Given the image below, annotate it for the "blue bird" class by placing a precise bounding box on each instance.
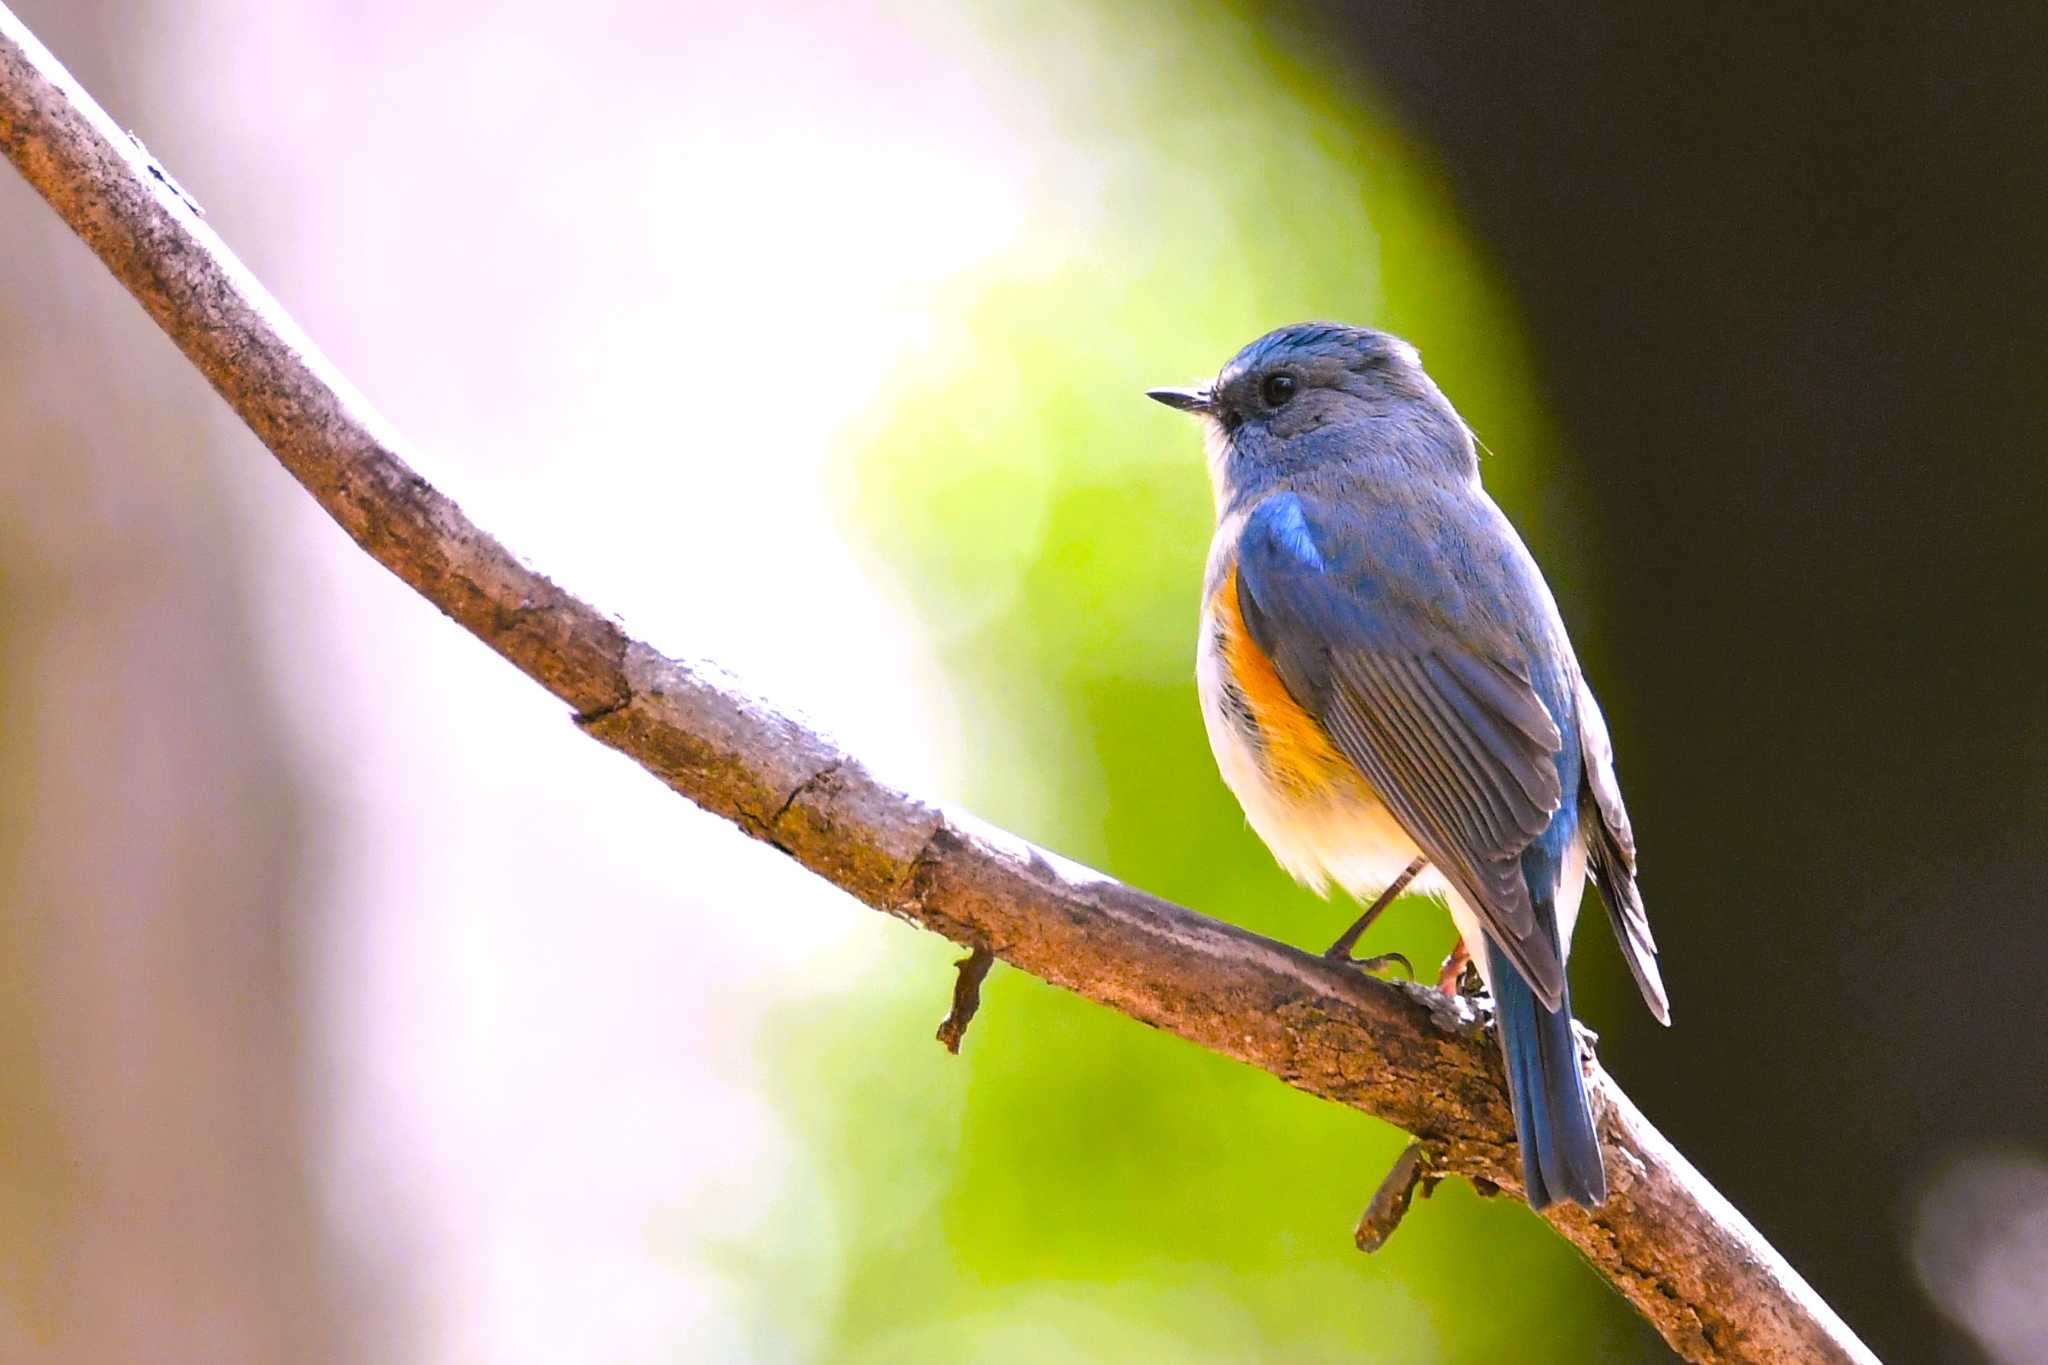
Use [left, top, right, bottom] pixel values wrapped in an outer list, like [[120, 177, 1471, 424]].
[[1151, 323, 1668, 1209]]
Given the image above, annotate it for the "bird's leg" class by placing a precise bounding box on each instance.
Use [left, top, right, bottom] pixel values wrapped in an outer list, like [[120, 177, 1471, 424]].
[[1323, 857, 1427, 973], [1436, 939, 1471, 995]]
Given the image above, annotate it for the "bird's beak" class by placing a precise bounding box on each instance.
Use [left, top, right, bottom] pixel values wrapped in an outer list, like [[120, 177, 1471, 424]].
[[1146, 385, 1214, 415]]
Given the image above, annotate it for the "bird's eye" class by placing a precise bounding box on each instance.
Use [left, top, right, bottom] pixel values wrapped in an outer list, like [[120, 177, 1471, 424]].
[[1261, 372, 1298, 407]]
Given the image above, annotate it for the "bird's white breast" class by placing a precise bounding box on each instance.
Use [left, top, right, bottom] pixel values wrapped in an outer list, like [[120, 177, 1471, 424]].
[[1196, 597, 1441, 902]]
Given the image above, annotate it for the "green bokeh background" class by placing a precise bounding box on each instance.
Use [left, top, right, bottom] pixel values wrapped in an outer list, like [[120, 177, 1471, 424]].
[[764, 4, 1658, 1358]]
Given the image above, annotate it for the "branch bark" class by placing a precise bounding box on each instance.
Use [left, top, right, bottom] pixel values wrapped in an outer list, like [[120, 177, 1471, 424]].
[[0, 10, 1879, 1363]]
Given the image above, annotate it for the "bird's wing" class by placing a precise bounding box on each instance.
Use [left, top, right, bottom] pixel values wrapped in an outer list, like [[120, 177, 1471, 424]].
[[1234, 490, 1570, 1006], [1576, 677, 1669, 1023]]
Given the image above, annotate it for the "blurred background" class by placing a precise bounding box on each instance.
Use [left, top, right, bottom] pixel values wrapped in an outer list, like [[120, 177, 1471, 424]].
[[2, 0, 2043, 1361]]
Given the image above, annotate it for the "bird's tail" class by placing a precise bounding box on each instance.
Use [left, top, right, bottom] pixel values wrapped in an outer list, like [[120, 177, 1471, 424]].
[[1487, 936, 1606, 1209]]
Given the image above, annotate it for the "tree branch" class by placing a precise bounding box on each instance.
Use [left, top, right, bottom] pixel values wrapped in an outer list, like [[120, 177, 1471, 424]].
[[0, 11, 1878, 1363]]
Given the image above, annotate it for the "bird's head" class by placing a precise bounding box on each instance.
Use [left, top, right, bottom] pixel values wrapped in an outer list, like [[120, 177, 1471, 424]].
[[1149, 322, 1475, 511]]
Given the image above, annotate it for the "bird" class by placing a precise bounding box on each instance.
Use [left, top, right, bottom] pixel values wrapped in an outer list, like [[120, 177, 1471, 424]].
[[1149, 322, 1668, 1210]]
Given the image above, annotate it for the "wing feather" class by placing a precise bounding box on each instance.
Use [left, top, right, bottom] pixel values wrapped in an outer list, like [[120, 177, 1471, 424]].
[[1577, 677, 1669, 1022], [1236, 493, 1571, 1003]]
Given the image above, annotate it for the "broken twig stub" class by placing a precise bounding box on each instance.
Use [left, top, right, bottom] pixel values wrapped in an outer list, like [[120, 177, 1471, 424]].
[[1355, 1140, 1442, 1253], [935, 946, 996, 1054]]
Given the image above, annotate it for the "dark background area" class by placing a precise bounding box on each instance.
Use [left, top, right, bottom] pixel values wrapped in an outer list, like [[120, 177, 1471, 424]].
[[1295, 4, 2048, 1359]]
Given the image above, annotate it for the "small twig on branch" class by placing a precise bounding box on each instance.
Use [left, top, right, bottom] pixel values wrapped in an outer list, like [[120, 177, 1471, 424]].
[[935, 946, 997, 1054], [1353, 1140, 1442, 1253], [0, 10, 1879, 1363]]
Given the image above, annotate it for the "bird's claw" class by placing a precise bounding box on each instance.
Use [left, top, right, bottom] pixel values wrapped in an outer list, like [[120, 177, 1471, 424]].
[[1326, 948, 1414, 980], [1435, 943, 1485, 999]]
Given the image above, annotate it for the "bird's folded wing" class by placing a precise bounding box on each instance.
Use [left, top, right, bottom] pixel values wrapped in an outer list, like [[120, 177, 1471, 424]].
[[1576, 677, 1669, 1022], [1235, 492, 1570, 1006]]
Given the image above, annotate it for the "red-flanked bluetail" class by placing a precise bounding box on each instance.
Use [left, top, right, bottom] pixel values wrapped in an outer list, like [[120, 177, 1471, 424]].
[[1152, 324, 1668, 1209]]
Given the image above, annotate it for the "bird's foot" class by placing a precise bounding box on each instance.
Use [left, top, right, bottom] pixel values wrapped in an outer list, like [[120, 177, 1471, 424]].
[[1435, 941, 1485, 1000], [1436, 941, 1471, 995], [1320, 857, 1427, 963], [1324, 946, 1414, 979]]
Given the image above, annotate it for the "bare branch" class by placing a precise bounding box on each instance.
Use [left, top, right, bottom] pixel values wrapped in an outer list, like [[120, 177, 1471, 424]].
[[0, 10, 1879, 1364]]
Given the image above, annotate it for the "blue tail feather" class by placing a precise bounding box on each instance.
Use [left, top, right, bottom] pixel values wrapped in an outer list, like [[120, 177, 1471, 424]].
[[1487, 935, 1605, 1209]]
